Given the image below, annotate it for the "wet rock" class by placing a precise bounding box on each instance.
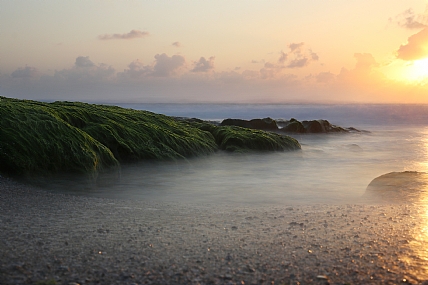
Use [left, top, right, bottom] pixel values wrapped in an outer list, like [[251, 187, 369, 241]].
[[364, 171, 428, 203], [221, 118, 278, 130]]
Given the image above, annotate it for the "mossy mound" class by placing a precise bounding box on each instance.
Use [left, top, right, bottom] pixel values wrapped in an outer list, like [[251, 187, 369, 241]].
[[0, 97, 216, 176], [212, 126, 301, 152], [0, 97, 301, 176], [47, 101, 217, 161], [0, 98, 119, 175], [191, 122, 301, 152]]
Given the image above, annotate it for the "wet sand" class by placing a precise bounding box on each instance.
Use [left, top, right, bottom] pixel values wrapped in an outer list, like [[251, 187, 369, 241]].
[[1, 175, 428, 285]]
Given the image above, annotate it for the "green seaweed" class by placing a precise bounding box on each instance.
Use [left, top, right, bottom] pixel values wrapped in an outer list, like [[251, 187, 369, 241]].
[[0, 97, 300, 176], [0, 97, 216, 176], [0, 97, 118, 175], [188, 122, 301, 152], [212, 126, 301, 152], [47, 101, 217, 161]]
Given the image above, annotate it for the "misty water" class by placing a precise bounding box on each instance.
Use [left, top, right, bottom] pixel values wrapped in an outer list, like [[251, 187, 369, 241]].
[[36, 104, 428, 205]]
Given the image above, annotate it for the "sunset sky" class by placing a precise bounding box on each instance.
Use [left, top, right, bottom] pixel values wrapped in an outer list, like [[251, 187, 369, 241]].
[[1, 1, 428, 103]]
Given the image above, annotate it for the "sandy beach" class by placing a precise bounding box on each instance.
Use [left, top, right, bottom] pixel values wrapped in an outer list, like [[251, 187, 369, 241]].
[[1, 175, 428, 285]]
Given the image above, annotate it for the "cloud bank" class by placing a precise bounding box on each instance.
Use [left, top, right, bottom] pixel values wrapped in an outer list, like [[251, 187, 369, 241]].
[[1, 48, 427, 104]]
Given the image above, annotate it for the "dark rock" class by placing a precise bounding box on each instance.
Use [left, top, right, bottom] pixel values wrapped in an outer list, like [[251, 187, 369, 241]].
[[302, 120, 325, 133], [220, 117, 360, 134], [249, 118, 278, 130], [281, 118, 305, 133], [221, 118, 252, 128], [281, 119, 350, 133], [221, 118, 278, 130]]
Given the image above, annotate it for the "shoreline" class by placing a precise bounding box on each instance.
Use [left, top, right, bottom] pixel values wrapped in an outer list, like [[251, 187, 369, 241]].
[[1, 176, 428, 284]]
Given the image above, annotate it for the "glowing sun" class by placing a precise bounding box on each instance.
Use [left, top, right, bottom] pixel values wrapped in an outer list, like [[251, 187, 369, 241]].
[[401, 58, 428, 82]]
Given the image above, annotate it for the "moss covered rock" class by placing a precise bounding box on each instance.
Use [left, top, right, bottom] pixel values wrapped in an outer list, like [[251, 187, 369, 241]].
[[0, 97, 217, 175], [190, 122, 300, 152], [0, 97, 301, 176], [212, 126, 300, 152], [0, 98, 119, 175]]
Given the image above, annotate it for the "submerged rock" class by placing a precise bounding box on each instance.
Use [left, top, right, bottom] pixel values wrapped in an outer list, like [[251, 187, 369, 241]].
[[364, 171, 428, 203]]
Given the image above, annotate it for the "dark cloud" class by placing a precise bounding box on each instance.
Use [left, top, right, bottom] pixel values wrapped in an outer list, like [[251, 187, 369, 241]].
[[172, 41, 181, 47], [191, 56, 215, 73], [98, 30, 149, 40], [75, 56, 95, 68], [390, 8, 428, 29], [11, 66, 40, 79], [397, 27, 428, 61]]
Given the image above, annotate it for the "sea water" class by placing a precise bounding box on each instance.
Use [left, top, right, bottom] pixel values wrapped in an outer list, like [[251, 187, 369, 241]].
[[41, 104, 428, 205]]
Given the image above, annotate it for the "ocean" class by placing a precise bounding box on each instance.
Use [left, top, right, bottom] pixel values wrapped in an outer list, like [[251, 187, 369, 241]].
[[41, 103, 428, 205]]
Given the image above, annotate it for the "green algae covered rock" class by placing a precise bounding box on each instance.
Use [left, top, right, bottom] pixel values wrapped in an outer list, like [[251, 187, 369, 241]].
[[0, 97, 216, 175], [0, 97, 301, 176], [190, 122, 301, 152], [0, 98, 119, 175], [212, 126, 301, 152]]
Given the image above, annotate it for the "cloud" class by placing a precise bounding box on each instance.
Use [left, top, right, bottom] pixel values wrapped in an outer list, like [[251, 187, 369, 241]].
[[191, 56, 215, 72], [289, 42, 304, 53], [278, 51, 287, 64], [311, 51, 319, 61], [11, 66, 41, 79], [172, 41, 181, 47], [75, 56, 95, 68], [391, 8, 428, 29], [287, 58, 309, 68], [120, 59, 152, 79], [315, 72, 335, 83], [258, 44, 320, 79], [54, 57, 116, 82], [354, 53, 378, 70], [98, 30, 149, 40], [152, 54, 186, 77], [396, 27, 428, 61], [120, 53, 186, 78]]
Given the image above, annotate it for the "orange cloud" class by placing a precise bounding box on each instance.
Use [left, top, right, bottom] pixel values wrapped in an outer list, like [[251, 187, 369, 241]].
[[397, 27, 428, 61]]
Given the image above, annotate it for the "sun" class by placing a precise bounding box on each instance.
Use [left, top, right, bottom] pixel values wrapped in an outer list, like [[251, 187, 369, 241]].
[[401, 58, 428, 82]]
